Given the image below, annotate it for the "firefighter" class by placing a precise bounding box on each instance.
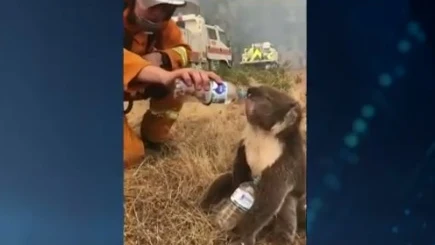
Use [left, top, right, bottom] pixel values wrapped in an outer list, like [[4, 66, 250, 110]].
[[123, 0, 221, 167], [245, 45, 256, 61], [262, 42, 272, 61], [241, 48, 248, 62], [250, 44, 263, 61]]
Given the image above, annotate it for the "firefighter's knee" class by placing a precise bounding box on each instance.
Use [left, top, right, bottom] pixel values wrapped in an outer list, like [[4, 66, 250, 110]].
[[124, 117, 145, 168], [140, 94, 184, 143]]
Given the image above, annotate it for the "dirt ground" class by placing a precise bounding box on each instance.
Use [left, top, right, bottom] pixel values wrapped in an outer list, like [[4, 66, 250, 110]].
[[124, 69, 306, 245]]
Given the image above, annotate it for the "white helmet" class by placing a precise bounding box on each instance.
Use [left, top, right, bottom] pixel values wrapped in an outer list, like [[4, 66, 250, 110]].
[[262, 42, 271, 49], [135, 0, 186, 32], [137, 0, 186, 9]]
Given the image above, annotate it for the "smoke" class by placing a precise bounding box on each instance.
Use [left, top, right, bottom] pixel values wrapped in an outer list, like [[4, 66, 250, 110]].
[[199, 0, 306, 63]]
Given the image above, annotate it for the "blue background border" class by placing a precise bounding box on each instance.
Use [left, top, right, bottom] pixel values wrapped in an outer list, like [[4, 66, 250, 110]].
[[0, 1, 124, 244], [308, 0, 435, 244]]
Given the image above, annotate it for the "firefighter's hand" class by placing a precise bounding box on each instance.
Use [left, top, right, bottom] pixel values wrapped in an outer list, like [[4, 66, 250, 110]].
[[165, 68, 222, 91], [143, 52, 163, 66]]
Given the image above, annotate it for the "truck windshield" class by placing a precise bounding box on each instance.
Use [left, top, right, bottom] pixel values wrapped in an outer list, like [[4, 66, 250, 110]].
[[219, 31, 230, 46], [173, 2, 200, 16], [207, 28, 217, 40]]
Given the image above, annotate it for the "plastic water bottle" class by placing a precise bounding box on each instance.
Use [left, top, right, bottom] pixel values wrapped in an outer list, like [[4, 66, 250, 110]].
[[213, 177, 261, 231], [174, 79, 247, 105]]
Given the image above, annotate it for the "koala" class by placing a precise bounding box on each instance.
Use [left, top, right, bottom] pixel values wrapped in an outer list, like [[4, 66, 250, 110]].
[[201, 85, 306, 245]]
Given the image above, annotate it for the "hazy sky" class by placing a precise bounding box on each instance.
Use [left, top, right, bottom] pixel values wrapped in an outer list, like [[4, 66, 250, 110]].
[[199, 0, 306, 52]]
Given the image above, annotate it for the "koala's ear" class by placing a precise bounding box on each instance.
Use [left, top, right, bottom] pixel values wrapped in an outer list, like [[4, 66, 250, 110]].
[[271, 103, 301, 135]]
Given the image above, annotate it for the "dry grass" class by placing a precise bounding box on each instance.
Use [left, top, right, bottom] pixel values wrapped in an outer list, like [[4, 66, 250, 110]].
[[124, 68, 306, 245]]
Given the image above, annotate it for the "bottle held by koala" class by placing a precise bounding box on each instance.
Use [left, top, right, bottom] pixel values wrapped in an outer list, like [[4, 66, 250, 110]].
[[174, 79, 247, 105], [213, 177, 260, 231]]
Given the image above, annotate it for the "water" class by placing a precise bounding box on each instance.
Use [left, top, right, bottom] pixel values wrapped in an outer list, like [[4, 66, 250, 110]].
[[214, 178, 260, 231], [174, 79, 247, 105]]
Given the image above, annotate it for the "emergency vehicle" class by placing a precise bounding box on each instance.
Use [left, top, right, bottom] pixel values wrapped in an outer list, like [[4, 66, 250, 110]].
[[240, 42, 280, 70], [171, 0, 233, 70]]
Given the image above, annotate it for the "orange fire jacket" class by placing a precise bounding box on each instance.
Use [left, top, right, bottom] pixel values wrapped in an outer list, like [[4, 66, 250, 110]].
[[123, 3, 191, 89]]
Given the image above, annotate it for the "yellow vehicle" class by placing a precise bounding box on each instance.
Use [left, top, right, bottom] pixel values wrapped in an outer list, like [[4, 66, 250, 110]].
[[240, 42, 279, 69]]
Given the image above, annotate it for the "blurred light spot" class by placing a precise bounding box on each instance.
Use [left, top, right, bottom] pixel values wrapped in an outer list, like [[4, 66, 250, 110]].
[[394, 65, 406, 77], [353, 118, 367, 133], [417, 192, 423, 199], [398, 39, 411, 53], [323, 173, 341, 191], [391, 225, 399, 233], [310, 197, 323, 211], [422, 222, 427, 229], [404, 209, 410, 216], [407, 21, 421, 35], [361, 104, 375, 119], [416, 32, 426, 42], [407, 21, 427, 42], [344, 133, 359, 148], [379, 73, 393, 87]]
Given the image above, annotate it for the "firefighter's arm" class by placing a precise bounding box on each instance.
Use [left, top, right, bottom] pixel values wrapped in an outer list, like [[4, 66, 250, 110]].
[[124, 48, 172, 91], [124, 48, 151, 90], [158, 20, 192, 69]]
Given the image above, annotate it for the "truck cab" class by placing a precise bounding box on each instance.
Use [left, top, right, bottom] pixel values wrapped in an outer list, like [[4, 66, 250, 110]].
[[171, 0, 232, 70], [205, 24, 232, 69]]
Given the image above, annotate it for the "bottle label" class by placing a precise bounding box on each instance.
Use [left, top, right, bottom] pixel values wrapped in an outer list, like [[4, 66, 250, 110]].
[[210, 82, 228, 104], [230, 188, 255, 211]]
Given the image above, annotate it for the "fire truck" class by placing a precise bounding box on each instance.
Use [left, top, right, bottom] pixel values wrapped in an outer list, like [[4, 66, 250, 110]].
[[240, 42, 280, 70], [171, 0, 233, 71]]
